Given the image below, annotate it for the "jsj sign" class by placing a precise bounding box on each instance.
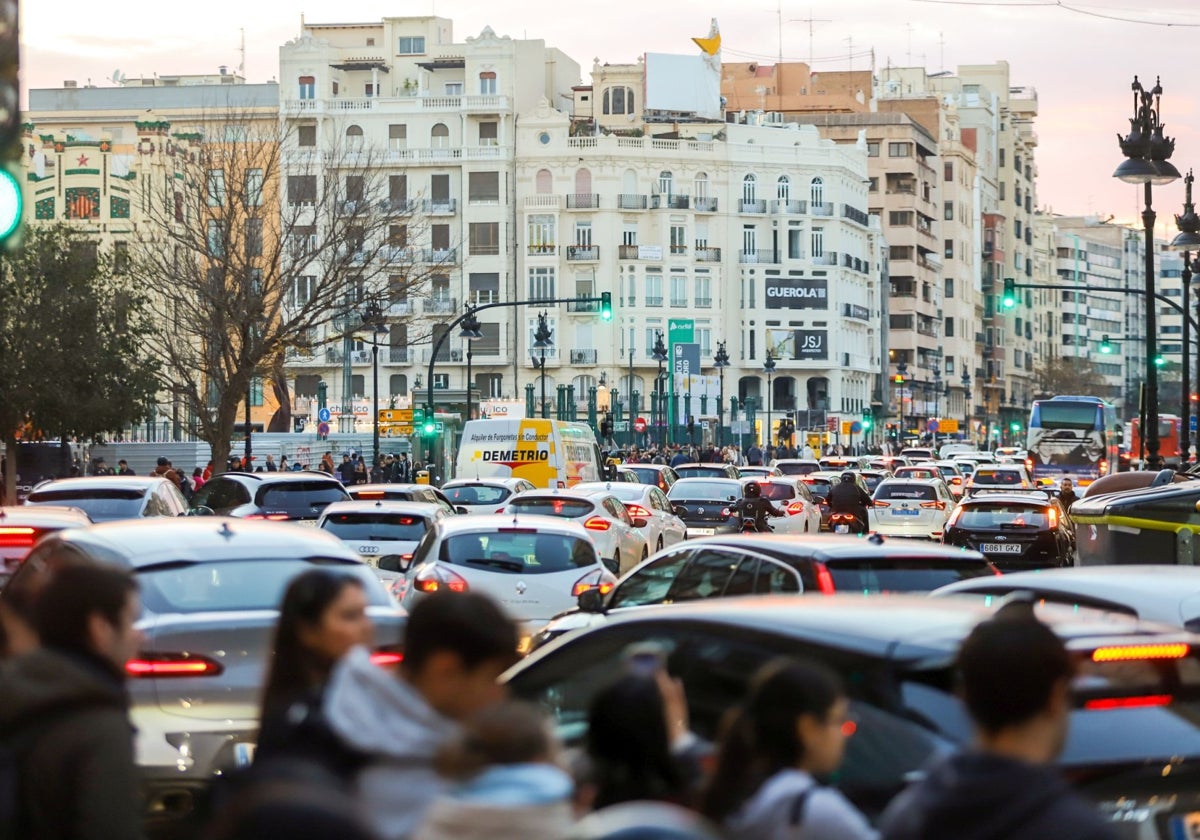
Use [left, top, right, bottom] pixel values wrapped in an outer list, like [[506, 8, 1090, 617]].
[[765, 277, 827, 310]]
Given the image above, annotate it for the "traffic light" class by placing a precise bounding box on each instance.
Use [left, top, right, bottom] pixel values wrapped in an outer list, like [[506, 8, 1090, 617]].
[[599, 291, 613, 321], [600, 418, 613, 438], [1010, 421, 1021, 433], [894, 373, 904, 384], [1100, 335, 1113, 354], [421, 405, 436, 437], [0, 0, 21, 248], [861, 411, 873, 431], [1155, 355, 1166, 368], [1001, 278, 1017, 310]]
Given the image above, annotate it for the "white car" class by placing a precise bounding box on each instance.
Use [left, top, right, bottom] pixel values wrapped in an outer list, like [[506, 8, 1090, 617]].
[[504, 490, 650, 574], [400, 514, 617, 636], [573, 482, 686, 554], [742, 477, 822, 535], [870, 478, 955, 540], [930, 460, 968, 498], [440, 478, 537, 514]]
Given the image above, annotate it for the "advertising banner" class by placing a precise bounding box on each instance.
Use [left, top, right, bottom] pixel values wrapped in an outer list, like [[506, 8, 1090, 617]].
[[765, 276, 828, 310], [794, 329, 828, 361]]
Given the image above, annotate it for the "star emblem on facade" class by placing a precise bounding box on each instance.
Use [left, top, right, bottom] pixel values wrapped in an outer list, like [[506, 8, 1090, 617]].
[[76, 154, 89, 166]]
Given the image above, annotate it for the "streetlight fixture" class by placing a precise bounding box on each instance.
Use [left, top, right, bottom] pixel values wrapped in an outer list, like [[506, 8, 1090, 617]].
[[361, 302, 390, 472], [532, 311, 554, 419], [460, 308, 483, 424], [1114, 75, 1181, 469], [961, 369, 971, 444], [931, 363, 943, 447], [651, 331, 668, 441], [713, 342, 730, 447], [763, 351, 777, 448], [1171, 169, 1200, 465]]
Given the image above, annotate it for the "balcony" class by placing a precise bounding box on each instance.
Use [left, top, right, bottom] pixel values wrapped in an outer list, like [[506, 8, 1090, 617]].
[[525, 348, 560, 365], [739, 199, 767, 214], [469, 244, 500, 257], [773, 200, 806, 214], [645, 295, 664, 307], [842, 205, 870, 226], [424, 297, 457, 315], [283, 94, 511, 116], [527, 244, 558, 257], [423, 198, 457, 215], [420, 348, 466, 363], [387, 299, 411, 316], [810, 202, 835, 216], [739, 249, 779, 264], [695, 296, 712, 308], [570, 349, 598, 364], [383, 246, 416, 263], [350, 350, 373, 365], [670, 296, 689, 308], [423, 247, 458, 264], [380, 199, 418, 215], [285, 348, 318, 365], [811, 252, 838, 266], [566, 245, 600, 261], [669, 245, 688, 257], [524, 194, 562, 210], [695, 247, 721, 262], [618, 244, 639, 260], [567, 298, 599, 313], [618, 194, 648, 210], [387, 347, 410, 364], [566, 193, 600, 209], [693, 196, 718, 212], [381, 146, 505, 164], [655, 194, 690, 210]]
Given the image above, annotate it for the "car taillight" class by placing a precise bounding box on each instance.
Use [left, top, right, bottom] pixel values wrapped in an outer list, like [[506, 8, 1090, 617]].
[[873, 500, 891, 508], [786, 501, 806, 515], [357, 491, 385, 499], [1099, 459, 1108, 473], [1046, 507, 1059, 528], [0, 527, 37, 548], [950, 477, 962, 485], [572, 568, 618, 597], [625, 504, 652, 518], [814, 562, 836, 595], [1083, 695, 1172, 710], [1092, 643, 1190, 662], [126, 653, 224, 678], [919, 501, 946, 510], [584, 516, 611, 531], [369, 650, 404, 667], [245, 513, 289, 521], [413, 565, 469, 593]]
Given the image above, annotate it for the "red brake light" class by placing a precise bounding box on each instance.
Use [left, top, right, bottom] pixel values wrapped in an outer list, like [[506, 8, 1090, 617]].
[[414, 565, 469, 594], [625, 504, 652, 518], [1092, 643, 1190, 662], [357, 491, 385, 499], [584, 516, 611, 531], [841, 720, 858, 737], [245, 513, 289, 521], [873, 500, 890, 508], [786, 501, 806, 515], [126, 653, 223, 678], [1046, 507, 1059, 529], [1083, 695, 1172, 710], [814, 562, 836, 595], [0, 527, 37, 548], [369, 651, 404, 667], [919, 501, 946, 510]]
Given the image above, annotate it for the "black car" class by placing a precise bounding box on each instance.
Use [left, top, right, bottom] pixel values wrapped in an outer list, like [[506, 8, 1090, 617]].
[[666, 477, 743, 537], [942, 491, 1075, 570], [507, 595, 1200, 833], [189, 471, 349, 523], [671, 462, 740, 480]]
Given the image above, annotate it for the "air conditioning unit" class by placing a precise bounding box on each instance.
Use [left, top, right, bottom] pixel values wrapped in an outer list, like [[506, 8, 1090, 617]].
[[351, 350, 372, 364], [449, 349, 464, 362]]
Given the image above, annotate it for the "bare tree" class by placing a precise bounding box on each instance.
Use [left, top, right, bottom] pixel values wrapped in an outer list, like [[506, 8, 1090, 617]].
[[128, 112, 449, 474], [1033, 356, 1112, 401]]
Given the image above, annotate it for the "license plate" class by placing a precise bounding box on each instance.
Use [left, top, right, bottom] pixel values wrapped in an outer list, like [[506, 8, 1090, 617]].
[[1171, 811, 1200, 839], [891, 509, 921, 516], [234, 742, 257, 767], [293, 519, 318, 528], [688, 528, 716, 537], [981, 543, 1024, 554], [834, 524, 850, 533]]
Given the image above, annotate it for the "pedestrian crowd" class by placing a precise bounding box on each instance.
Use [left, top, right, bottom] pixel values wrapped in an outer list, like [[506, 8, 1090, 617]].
[[0, 558, 1118, 840]]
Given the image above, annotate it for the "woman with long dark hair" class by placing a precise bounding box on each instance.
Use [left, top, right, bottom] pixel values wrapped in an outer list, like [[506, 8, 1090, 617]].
[[254, 570, 373, 778], [701, 659, 875, 839]]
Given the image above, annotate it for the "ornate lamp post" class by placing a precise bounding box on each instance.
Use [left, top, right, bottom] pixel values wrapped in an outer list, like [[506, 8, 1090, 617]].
[[532, 312, 554, 419], [895, 359, 909, 446], [1170, 170, 1200, 464], [931, 363, 943, 447], [651, 331, 668, 441], [713, 342, 730, 447], [763, 351, 777, 448], [459, 309, 483, 424], [1114, 75, 1182, 469], [362, 303, 390, 470], [961, 370, 971, 444]]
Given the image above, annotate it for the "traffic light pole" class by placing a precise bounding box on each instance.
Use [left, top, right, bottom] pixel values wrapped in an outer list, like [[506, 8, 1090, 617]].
[[1006, 281, 1200, 335]]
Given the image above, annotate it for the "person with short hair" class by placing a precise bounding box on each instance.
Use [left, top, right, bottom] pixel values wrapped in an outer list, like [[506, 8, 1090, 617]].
[[0, 564, 145, 838], [117, 459, 135, 476], [1058, 477, 1079, 511], [323, 592, 519, 840], [879, 603, 1119, 840]]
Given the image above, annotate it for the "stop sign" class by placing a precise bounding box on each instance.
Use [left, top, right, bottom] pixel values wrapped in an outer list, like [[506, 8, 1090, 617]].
[[634, 417, 648, 433]]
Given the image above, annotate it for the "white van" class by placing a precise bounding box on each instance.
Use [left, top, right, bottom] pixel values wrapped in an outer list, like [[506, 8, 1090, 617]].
[[454, 419, 604, 489], [938, 443, 975, 460]]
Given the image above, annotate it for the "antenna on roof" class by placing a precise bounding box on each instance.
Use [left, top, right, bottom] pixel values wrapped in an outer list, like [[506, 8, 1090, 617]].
[[238, 28, 246, 77]]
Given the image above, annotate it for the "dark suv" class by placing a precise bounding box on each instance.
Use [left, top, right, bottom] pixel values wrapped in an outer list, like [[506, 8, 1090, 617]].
[[672, 463, 740, 480], [189, 472, 349, 523], [942, 491, 1075, 570]]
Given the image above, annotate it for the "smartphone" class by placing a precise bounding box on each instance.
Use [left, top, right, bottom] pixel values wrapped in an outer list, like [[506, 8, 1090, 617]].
[[624, 642, 667, 677]]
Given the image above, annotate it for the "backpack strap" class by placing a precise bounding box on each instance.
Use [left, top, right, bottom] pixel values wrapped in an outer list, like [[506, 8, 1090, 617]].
[[788, 784, 818, 826]]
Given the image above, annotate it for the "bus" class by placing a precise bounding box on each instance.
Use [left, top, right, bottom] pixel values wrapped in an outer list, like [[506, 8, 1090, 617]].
[[1025, 396, 1119, 485], [1127, 414, 1182, 468]]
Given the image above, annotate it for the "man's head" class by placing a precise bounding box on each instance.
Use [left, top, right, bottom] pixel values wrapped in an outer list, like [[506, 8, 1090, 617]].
[[157, 456, 169, 467], [1061, 478, 1074, 491], [957, 602, 1074, 761], [33, 565, 143, 674], [118, 460, 128, 469], [402, 592, 518, 720]]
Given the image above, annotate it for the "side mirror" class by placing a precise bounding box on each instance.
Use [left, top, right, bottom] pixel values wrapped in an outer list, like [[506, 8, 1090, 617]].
[[187, 506, 215, 517], [379, 555, 410, 573], [631, 517, 649, 528], [672, 503, 686, 516], [577, 588, 605, 613], [455, 505, 469, 515]]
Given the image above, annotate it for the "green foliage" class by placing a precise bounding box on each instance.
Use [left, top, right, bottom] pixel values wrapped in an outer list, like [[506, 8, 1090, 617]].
[[0, 225, 159, 442]]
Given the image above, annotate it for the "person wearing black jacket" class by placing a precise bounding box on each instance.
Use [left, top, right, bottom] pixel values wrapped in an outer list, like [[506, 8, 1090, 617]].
[[879, 603, 1119, 840], [827, 472, 872, 530], [732, 482, 784, 532]]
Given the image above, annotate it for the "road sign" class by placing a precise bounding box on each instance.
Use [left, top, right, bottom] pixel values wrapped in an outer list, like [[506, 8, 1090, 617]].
[[827, 416, 838, 432], [938, 418, 960, 433], [850, 421, 862, 434], [317, 408, 332, 423], [382, 425, 413, 437], [928, 419, 940, 433], [613, 421, 630, 432], [634, 417, 648, 433], [317, 421, 330, 437], [731, 420, 751, 434], [378, 408, 414, 423]]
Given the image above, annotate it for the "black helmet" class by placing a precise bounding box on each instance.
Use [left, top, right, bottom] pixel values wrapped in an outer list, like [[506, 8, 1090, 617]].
[[744, 482, 762, 498], [840, 471, 856, 483]]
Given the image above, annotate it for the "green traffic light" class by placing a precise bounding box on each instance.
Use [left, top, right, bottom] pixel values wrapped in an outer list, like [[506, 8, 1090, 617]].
[[1099, 335, 1113, 354], [1001, 279, 1016, 310], [1155, 356, 1166, 367], [600, 291, 613, 321], [0, 166, 22, 244]]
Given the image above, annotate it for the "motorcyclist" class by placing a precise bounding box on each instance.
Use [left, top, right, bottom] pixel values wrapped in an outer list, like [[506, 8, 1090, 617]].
[[828, 471, 873, 531], [734, 481, 784, 533]]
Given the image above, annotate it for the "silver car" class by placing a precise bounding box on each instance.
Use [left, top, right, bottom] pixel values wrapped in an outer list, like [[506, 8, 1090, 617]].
[[24, 476, 188, 521], [14, 518, 405, 831], [440, 478, 537, 514]]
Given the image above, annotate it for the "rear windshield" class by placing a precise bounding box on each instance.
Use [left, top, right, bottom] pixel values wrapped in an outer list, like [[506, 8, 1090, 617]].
[[972, 471, 1024, 485], [956, 505, 1050, 529], [827, 558, 993, 593], [507, 498, 594, 518], [257, 482, 348, 515], [321, 513, 429, 541], [897, 469, 939, 480], [803, 479, 833, 498], [137, 558, 388, 613], [444, 485, 510, 505], [876, 484, 937, 502], [668, 482, 741, 502], [589, 485, 646, 503], [674, 466, 728, 478], [757, 483, 795, 501], [440, 531, 595, 574], [860, 474, 885, 492], [25, 489, 143, 522], [776, 462, 819, 476], [626, 467, 663, 484]]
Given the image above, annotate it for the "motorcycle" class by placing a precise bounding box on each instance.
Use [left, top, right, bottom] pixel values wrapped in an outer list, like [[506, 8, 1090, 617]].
[[740, 513, 772, 534], [829, 512, 866, 535]]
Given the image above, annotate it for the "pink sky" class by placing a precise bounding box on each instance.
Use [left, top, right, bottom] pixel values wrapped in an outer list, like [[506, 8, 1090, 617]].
[[23, 0, 1200, 228]]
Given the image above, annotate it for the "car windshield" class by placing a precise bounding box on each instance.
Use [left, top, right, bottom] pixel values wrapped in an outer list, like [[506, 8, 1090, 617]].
[[257, 482, 349, 515], [440, 530, 595, 574], [444, 484, 510, 505], [625, 467, 663, 484], [957, 505, 1050, 529], [972, 471, 1023, 485], [137, 558, 388, 613], [756, 483, 795, 501], [826, 558, 994, 592], [668, 481, 740, 501], [860, 474, 885, 492], [25, 488, 144, 522], [776, 462, 819, 476], [321, 513, 428, 541], [876, 484, 937, 502], [802, 478, 833, 499], [507, 498, 593, 518], [585, 485, 645, 503], [674, 466, 727, 478]]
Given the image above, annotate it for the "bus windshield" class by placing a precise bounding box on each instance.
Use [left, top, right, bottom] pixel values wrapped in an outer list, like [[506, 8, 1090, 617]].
[[1032, 402, 1100, 430]]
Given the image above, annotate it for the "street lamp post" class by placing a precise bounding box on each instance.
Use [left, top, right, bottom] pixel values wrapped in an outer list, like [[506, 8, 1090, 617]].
[[1171, 169, 1200, 464], [651, 332, 668, 444], [961, 370, 971, 444], [931, 364, 942, 447], [713, 342, 730, 447], [362, 303, 390, 471], [895, 359, 909, 448], [1114, 75, 1182, 470], [459, 310, 483, 426], [763, 351, 777, 449], [532, 312, 553, 419]]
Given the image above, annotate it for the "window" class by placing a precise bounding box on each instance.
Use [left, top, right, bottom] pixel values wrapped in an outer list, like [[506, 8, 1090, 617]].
[[944, 161, 953, 181], [478, 121, 498, 146], [575, 222, 593, 247], [788, 229, 803, 260], [344, 175, 364, 205], [535, 169, 552, 194], [670, 224, 686, 254], [345, 124, 364, 150], [206, 220, 225, 257], [364, 83, 378, 97], [444, 82, 463, 96], [479, 71, 497, 95], [695, 275, 712, 308], [889, 211, 914, 226], [888, 142, 911, 157], [431, 123, 450, 148], [645, 272, 663, 307], [528, 266, 555, 301], [298, 125, 316, 147], [811, 227, 824, 259], [944, 239, 954, 259], [431, 224, 450, 252], [389, 175, 408, 207], [945, 357, 955, 375], [694, 172, 709, 198], [397, 36, 426, 54], [671, 274, 687, 307], [810, 176, 824, 207], [658, 170, 673, 196], [430, 174, 450, 203], [468, 171, 500, 203], [742, 174, 757, 204], [469, 273, 499, 306], [245, 218, 263, 258], [603, 86, 634, 115], [298, 76, 315, 99], [469, 222, 499, 256], [389, 124, 407, 149], [943, 201, 953, 221], [868, 177, 878, 192], [206, 169, 226, 207], [250, 377, 264, 407], [291, 276, 315, 308], [528, 215, 555, 252], [622, 224, 638, 247], [777, 175, 790, 202], [475, 324, 501, 356], [867, 141, 880, 157], [999, 182, 1006, 200], [945, 317, 955, 338], [742, 225, 757, 254], [331, 81, 339, 96], [245, 168, 263, 207], [999, 148, 1006, 167], [944, 277, 954, 298]]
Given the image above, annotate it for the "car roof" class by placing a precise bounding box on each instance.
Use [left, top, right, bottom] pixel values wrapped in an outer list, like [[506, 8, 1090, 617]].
[[773, 459, 820, 465], [45, 517, 362, 567], [958, 492, 1052, 505], [877, 477, 943, 486], [806, 471, 843, 480], [673, 462, 730, 469], [30, 476, 165, 492], [223, 471, 344, 484], [511, 489, 601, 502], [624, 463, 670, 472], [975, 464, 1025, 472], [689, 533, 987, 563], [933, 566, 1200, 612], [442, 477, 530, 489], [320, 500, 444, 516], [433, 514, 592, 537], [0, 505, 93, 525], [573, 482, 649, 494]]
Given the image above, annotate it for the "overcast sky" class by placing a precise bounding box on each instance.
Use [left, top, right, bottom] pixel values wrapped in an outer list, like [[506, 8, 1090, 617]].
[[23, 0, 1200, 227]]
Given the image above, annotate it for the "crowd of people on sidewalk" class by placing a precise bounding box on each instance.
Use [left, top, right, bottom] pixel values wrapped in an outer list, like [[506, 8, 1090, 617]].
[[0, 556, 1118, 839]]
